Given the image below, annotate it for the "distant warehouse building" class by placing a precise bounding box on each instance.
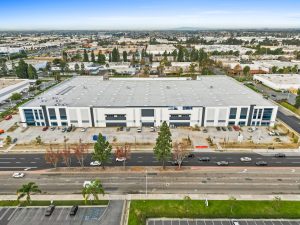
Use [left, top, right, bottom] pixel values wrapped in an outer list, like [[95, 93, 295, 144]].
[[254, 74, 300, 91], [19, 76, 278, 128]]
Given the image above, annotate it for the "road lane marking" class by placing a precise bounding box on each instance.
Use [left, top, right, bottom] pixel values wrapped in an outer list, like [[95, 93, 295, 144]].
[[0, 166, 38, 169], [0, 158, 16, 160], [0, 162, 10, 164]]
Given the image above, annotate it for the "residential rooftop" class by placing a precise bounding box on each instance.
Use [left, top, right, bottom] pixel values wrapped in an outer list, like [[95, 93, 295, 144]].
[[22, 76, 275, 108]]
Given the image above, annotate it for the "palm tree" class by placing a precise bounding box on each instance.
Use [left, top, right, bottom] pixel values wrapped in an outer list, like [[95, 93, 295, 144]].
[[82, 179, 105, 204], [17, 182, 41, 204]]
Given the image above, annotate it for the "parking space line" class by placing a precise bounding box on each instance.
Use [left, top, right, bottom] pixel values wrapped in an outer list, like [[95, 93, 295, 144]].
[[0, 208, 10, 220], [31, 208, 42, 222], [7, 207, 18, 221], [56, 208, 64, 221]]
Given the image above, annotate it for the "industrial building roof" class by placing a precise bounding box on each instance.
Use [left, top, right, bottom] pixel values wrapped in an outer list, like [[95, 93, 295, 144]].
[[22, 76, 275, 108]]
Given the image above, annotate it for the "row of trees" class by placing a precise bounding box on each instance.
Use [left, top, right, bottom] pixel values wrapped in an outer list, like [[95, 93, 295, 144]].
[[17, 179, 104, 205], [44, 122, 192, 170]]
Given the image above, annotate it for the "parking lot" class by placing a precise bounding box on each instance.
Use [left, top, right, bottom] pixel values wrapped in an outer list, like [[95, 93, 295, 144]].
[[147, 219, 300, 225], [0, 206, 106, 225], [0, 114, 292, 150]]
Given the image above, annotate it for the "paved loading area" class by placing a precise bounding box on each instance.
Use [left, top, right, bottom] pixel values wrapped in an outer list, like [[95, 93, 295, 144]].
[[0, 206, 106, 225], [147, 219, 300, 225]]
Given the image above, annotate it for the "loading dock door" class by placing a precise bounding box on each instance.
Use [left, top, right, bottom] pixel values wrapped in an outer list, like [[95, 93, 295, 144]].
[[141, 122, 155, 127]]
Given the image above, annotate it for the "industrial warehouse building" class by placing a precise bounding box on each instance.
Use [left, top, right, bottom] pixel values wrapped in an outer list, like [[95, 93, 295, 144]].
[[19, 76, 278, 128], [253, 74, 300, 91]]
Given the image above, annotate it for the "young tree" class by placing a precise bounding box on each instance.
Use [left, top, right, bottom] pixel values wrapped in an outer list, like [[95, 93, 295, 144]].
[[17, 182, 41, 204], [45, 147, 61, 168], [80, 63, 85, 75], [27, 64, 37, 79], [73, 139, 88, 167], [16, 59, 28, 78], [93, 133, 112, 169], [154, 121, 172, 169], [62, 51, 68, 61], [177, 46, 184, 62], [74, 63, 79, 72], [243, 66, 250, 76], [82, 179, 105, 204], [83, 49, 89, 62], [10, 92, 22, 101], [5, 135, 12, 145], [97, 52, 106, 65], [122, 51, 128, 62], [112, 48, 120, 62], [0, 62, 8, 76], [61, 147, 72, 167], [173, 142, 190, 169], [36, 136, 42, 145], [115, 143, 131, 168], [91, 50, 95, 62]]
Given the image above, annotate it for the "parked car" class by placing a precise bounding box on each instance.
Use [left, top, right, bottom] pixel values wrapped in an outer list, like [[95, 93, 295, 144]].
[[5, 115, 12, 120], [170, 160, 179, 166], [233, 125, 240, 131], [67, 126, 72, 132], [216, 161, 229, 166], [119, 127, 124, 131], [227, 127, 233, 131], [90, 161, 101, 166], [187, 153, 195, 158], [45, 205, 55, 216], [137, 127, 142, 133], [150, 127, 156, 132], [202, 128, 208, 133], [42, 126, 48, 131], [80, 128, 87, 132], [116, 157, 126, 162], [50, 127, 56, 131], [62, 127, 67, 132], [247, 127, 257, 133], [12, 138, 18, 143], [275, 153, 286, 158], [0, 129, 4, 134], [256, 161, 268, 166], [231, 220, 240, 225], [198, 157, 211, 162], [216, 127, 221, 131], [240, 157, 252, 162], [126, 127, 130, 132], [221, 127, 227, 131], [69, 205, 78, 216], [12, 172, 25, 178]]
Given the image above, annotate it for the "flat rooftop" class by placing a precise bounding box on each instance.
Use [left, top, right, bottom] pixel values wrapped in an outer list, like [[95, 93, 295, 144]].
[[254, 74, 300, 85], [23, 76, 275, 108]]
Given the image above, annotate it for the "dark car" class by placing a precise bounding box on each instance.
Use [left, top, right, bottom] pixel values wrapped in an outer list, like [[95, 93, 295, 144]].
[[256, 161, 268, 166], [227, 126, 233, 131], [69, 205, 78, 216], [187, 153, 195, 158], [12, 138, 18, 144], [45, 205, 55, 216], [170, 161, 180, 166], [216, 161, 229, 166], [62, 127, 67, 132], [67, 126, 72, 132], [42, 126, 49, 131], [202, 128, 208, 133], [216, 127, 221, 131], [221, 127, 227, 131], [198, 157, 211, 162], [275, 153, 286, 158]]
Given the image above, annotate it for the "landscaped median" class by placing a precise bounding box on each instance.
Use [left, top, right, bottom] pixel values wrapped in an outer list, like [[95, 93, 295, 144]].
[[128, 200, 300, 225], [0, 200, 108, 207]]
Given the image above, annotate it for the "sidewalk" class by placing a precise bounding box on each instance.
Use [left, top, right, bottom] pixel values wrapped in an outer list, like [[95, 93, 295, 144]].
[[1, 194, 300, 201]]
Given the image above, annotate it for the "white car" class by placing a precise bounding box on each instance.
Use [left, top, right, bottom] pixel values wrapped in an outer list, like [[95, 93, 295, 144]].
[[12, 172, 25, 178], [80, 128, 87, 132], [137, 127, 142, 133], [240, 157, 252, 162], [116, 157, 126, 162], [83, 181, 91, 187], [90, 161, 101, 166], [231, 220, 240, 225]]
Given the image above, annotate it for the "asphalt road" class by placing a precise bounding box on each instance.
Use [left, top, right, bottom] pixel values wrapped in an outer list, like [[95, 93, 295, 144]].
[[1, 168, 300, 195], [2, 152, 300, 171], [277, 110, 300, 134]]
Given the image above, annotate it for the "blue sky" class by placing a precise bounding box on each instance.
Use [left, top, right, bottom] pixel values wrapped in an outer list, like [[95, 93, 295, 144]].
[[0, 0, 300, 30]]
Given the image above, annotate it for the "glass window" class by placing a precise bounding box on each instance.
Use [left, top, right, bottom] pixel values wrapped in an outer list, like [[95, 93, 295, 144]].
[[228, 121, 235, 125], [61, 122, 68, 126], [240, 108, 248, 119], [183, 106, 193, 110], [239, 121, 246, 126], [51, 122, 58, 126], [262, 108, 273, 121], [39, 110, 44, 120], [48, 108, 56, 120], [34, 110, 39, 120], [59, 108, 67, 120], [229, 108, 237, 119], [24, 109, 35, 125], [141, 109, 154, 117]]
